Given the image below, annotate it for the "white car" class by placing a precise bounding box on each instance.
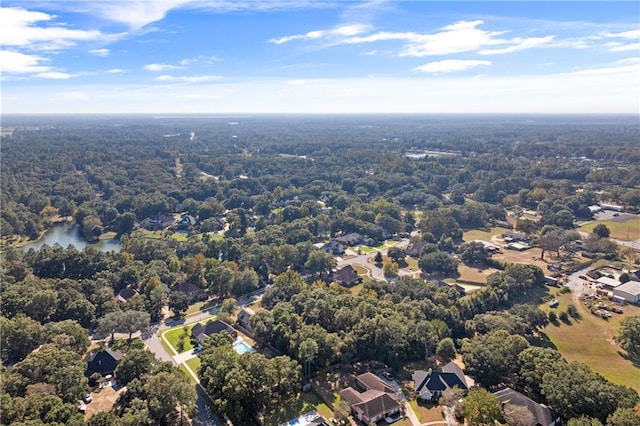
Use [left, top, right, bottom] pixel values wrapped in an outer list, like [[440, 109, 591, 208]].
[[83, 394, 93, 403]]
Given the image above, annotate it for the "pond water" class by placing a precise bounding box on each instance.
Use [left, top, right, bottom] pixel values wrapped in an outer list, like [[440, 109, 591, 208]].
[[19, 222, 121, 253]]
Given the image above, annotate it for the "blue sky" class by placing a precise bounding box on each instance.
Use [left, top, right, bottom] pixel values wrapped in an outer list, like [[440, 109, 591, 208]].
[[1, 1, 639, 113]]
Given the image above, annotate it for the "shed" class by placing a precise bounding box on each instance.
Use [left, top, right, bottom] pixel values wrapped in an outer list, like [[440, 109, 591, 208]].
[[596, 276, 623, 290]]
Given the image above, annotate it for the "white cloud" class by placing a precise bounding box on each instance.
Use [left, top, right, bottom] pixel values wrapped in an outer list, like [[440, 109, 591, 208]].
[[106, 68, 126, 73], [479, 36, 555, 55], [89, 48, 110, 56], [602, 29, 640, 39], [155, 74, 221, 82], [413, 59, 492, 73], [144, 63, 183, 71], [271, 19, 558, 58], [607, 42, 640, 52], [0, 7, 104, 50], [35, 71, 79, 79], [270, 24, 371, 44], [0, 50, 50, 73], [89, 0, 194, 29]]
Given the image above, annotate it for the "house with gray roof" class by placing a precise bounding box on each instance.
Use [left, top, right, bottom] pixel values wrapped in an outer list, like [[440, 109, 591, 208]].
[[493, 387, 560, 426]]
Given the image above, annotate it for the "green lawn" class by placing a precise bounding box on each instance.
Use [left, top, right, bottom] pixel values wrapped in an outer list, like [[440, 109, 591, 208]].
[[541, 292, 640, 391], [179, 363, 199, 384], [358, 246, 377, 253], [580, 219, 640, 241], [185, 299, 219, 315], [161, 324, 196, 354], [170, 232, 189, 242], [185, 356, 201, 375], [262, 392, 332, 426]]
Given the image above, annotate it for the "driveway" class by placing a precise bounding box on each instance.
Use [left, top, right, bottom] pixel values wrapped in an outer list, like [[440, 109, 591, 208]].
[[337, 239, 411, 282]]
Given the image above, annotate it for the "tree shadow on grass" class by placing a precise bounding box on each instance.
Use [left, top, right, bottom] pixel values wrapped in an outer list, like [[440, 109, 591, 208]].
[[530, 332, 557, 350], [617, 350, 640, 368]]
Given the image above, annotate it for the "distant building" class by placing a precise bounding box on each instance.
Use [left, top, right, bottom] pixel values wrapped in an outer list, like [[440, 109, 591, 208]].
[[503, 231, 528, 242], [116, 287, 139, 304], [613, 281, 640, 303], [333, 265, 360, 287], [413, 362, 469, 401], [335, 233, 363, 247], [493, 387, 560, 426], [600, 204, 624, 212], [237, 307, 256, 331], [174, 281, 206, 302], [505, 242, 529, 251], [191, 320, 237, 345], [406, 241, 429, 257], [339, 372, 400, 424], [596, 276, 623, 291]]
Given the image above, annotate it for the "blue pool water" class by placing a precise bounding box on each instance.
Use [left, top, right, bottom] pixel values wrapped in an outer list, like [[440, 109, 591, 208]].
[[232, 340, 253, 354]]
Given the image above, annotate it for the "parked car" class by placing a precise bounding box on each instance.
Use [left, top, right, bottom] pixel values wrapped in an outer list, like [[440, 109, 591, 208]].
[[83, 394, 92, 403], [381, 371, 393, 381]]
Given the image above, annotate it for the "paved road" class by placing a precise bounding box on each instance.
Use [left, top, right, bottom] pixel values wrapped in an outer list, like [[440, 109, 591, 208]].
[[336, 239, 412, 282]]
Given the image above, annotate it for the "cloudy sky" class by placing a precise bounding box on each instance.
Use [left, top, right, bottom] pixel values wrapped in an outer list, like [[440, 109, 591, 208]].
[[1, 1, 639, 114]]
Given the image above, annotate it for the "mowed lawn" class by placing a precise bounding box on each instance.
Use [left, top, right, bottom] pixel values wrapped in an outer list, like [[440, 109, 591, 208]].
[[161, 324, 197, 354], [580, 218, 640, 241], [463, 227, 510, 243], [541, 292, 640, 391]]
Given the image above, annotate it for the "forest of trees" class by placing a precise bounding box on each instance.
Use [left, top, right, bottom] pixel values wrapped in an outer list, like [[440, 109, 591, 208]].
[[1, 115, 639, 425]]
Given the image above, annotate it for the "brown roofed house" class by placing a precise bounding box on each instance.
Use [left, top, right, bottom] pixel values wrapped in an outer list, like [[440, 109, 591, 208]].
[[333, 265, 360, 287], [338, 372, 400, 424], [493, 387, 560, 426], [174, 281, 206, 302]]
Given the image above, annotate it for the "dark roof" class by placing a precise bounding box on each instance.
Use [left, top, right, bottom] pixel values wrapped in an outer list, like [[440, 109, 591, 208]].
[[116, 288, 138, 302], [414, 369, 467, 394], [334, 265, 359, 287], [406, 241, 429, 257], [494, 387, 557, 426], [335, 232, 362, 246], [174, 281, 204, 295], [191, 320, 237, 343], [442, 361, 468, 388], [85, 348, 124, 377]]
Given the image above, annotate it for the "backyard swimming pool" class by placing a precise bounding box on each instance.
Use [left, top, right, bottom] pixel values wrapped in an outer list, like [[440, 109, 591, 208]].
[[232, 339, 254, 354]]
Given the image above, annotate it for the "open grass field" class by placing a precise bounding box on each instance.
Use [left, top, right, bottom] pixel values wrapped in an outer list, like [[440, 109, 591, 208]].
[[458, 264, 500, 284], [580, 218, 640, 241], [463, 227, 510, 243], [540, 290, 640, 391]]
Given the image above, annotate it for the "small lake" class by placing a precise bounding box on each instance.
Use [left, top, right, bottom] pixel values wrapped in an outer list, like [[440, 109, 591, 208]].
[[19, 222, 121, 253]]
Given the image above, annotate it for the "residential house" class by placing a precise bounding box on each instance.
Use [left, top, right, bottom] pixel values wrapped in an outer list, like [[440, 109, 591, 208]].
[[493, 220, 514, 229], [191, 320, 238, 345], [322, 240, 345, 255], [237, 307, 256, 331], [413, 362, 468, 401], [85, 348, 124, 380], [406, 241, 429, 258], [493, 387, 560, 426], [503, 231, 528, 242], [176, 214, 198, 230], [174, 281, 206, 302], [613, 281, 640, 303], [116, 287, 139, 304], [333, 265, 360, 287], [144, 214, 175, 230], [339, 372, 400, 424], [335, 232, 363, 247]]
